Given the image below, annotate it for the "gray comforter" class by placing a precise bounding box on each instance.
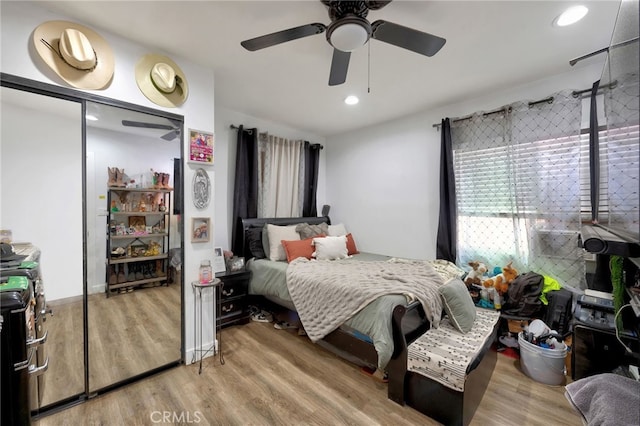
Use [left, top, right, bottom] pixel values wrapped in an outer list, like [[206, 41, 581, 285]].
[[248, 254, 450, 369], [286, 257, 445, 341]]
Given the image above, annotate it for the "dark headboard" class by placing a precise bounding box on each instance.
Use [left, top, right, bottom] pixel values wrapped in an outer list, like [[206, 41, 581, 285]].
[[240, 216, 331, 260]]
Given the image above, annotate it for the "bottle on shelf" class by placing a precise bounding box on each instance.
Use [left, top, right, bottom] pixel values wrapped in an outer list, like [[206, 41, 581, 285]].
[[199, 260, 212, 284]]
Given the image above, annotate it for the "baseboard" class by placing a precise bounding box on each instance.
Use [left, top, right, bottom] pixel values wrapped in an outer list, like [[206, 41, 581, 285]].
[[186, 339, 218, 365]]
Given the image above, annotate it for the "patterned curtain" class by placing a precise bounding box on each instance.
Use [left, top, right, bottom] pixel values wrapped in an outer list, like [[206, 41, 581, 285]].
[[451, 91, 586, 289], [601, 72, 640, 235], [258, 133, 304, 217]]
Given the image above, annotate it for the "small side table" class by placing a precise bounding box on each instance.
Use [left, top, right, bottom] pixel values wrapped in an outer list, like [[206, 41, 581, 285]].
[[191, 278, 224, 374]]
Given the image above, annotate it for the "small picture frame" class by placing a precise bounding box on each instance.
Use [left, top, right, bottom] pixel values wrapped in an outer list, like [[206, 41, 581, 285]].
[[191, 217, 210, 243], [188, 129, 214, 165], [213, 246, 226, 273]]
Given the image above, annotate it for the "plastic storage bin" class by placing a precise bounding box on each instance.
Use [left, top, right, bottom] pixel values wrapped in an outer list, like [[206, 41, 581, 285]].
[[518, 332, 567, 385]]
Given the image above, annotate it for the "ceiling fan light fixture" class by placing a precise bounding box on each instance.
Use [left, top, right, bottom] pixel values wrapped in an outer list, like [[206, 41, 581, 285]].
[[328, 17, 371, 52], [554, 5, 588, 27]]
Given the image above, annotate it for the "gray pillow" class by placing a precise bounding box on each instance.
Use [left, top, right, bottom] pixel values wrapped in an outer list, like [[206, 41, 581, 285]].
[[295, 222, 329, 239], [439, 277, 477, 333], [246, 227, 265, 259], [261, 224, 270, 259]]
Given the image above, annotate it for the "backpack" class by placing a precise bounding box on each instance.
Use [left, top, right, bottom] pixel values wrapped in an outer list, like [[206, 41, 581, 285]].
[[542, 288, 573, 337], [502, 271, 544, 317]]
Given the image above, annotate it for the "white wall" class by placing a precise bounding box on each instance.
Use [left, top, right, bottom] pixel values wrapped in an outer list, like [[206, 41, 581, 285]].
[[1, 94, 84, 301], [1, 1, 215, 363], [213, 106, 327, 251], [325, 61, 606, 260]]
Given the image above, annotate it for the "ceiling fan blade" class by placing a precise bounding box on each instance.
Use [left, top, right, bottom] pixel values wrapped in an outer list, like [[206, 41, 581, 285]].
[[365, 0, 392, 10], [328, 48, 350, 86], [122, 120, 174, 131], [241, 23, 326, 51], [161, 130, 179, 141], [371, 20, 446, 57]]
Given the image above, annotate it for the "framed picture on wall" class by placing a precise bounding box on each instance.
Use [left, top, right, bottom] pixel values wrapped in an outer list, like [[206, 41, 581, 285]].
[[188, 129, 214, 165], [191, 217, 210, 243]]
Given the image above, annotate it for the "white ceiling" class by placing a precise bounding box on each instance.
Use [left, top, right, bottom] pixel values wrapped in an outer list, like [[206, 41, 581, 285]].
[[34, 1, 622, 137]]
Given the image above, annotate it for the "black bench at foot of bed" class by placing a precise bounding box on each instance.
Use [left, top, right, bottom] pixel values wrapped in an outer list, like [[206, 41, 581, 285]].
[[388, 305, 501, 426]]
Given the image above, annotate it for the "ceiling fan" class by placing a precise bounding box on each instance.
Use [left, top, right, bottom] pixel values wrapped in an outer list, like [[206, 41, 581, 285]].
[[121, 119, 181, 141], [240, 0, 446, 86]]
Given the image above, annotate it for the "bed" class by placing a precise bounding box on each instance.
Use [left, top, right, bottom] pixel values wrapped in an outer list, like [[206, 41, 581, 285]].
[[240, 216, 463, 373]]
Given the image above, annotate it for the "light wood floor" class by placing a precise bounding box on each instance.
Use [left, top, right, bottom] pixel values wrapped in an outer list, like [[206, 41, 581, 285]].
[[34, 320, 582, 426], [41, 283, 181, 406]]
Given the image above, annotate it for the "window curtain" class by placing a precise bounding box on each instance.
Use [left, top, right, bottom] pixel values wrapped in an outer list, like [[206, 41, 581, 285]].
[[436, 118, 457, 262], [258, 133, 304, 217], [231, 126, 258, 254], [600, 72, 640, 235], [451, 91, 586, 288], [302, 142, 323, 217]]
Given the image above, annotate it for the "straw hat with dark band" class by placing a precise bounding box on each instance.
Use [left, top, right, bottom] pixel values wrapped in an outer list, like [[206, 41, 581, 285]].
[[33, 20, 115, 90], [135, 54, 189, 108]]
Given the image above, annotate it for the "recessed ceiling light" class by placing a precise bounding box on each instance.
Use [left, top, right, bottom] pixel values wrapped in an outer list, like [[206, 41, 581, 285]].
[[554, 5, 588, 27], [344, 95, 359, 105], [86, 114, 98, 121]]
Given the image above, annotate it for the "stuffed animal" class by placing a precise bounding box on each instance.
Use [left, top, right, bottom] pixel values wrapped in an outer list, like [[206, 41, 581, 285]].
[[483, 261, 518, 295], [464, 261, 488, 286]]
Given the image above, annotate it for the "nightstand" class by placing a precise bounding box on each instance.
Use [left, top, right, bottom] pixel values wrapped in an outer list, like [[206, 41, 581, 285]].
[[215, 269, 251, 328]]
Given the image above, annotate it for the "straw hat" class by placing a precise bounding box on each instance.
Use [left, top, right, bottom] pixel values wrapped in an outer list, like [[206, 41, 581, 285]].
[[135, 54, 189, 108], [33, 20, 115, 90]]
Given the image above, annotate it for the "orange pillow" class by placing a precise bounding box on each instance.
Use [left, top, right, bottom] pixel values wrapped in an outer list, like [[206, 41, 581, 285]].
[[346, 233, 359, 255], [282, 235, 326, 262]]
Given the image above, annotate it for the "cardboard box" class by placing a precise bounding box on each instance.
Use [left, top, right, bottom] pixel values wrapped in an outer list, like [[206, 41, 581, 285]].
[[507, 319, 529, 334]]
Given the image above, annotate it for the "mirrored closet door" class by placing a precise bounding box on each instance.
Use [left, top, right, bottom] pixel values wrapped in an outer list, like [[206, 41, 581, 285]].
[[1, 76, 184, 414], [1, 86, 85, 409], [85, 101, 183, 392]]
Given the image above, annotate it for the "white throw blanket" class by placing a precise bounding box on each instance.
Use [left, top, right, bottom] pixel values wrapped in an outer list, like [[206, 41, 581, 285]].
[[407, 307, 501, 391], [285, 258, 445, 342]]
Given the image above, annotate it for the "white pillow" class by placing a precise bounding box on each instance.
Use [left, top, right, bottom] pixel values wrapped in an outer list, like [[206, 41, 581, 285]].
[[267, 224, 300, 261], [313, 235, 348, 260], [327, 223, 348, 236]]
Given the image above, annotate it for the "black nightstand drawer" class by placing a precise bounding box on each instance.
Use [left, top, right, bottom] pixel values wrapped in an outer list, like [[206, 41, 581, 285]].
[[220, 279, 247, 299], [216, 270, 251, 327], [220, 299, 246, 319]]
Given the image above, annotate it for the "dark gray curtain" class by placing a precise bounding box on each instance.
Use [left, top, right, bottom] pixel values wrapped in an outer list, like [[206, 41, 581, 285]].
[[589, 80, 601, 223], [436, 118, 457, 262], [302, 142, 323, 217], [231, 126, 258, 253]]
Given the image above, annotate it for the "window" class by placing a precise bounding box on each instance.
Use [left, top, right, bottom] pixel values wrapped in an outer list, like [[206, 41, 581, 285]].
[[452, 92, 586, 288], [452, 85, 639, 289]]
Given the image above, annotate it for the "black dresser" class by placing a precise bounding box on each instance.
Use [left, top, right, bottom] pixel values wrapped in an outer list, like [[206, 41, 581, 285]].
[[215, 270, 251, 328]]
